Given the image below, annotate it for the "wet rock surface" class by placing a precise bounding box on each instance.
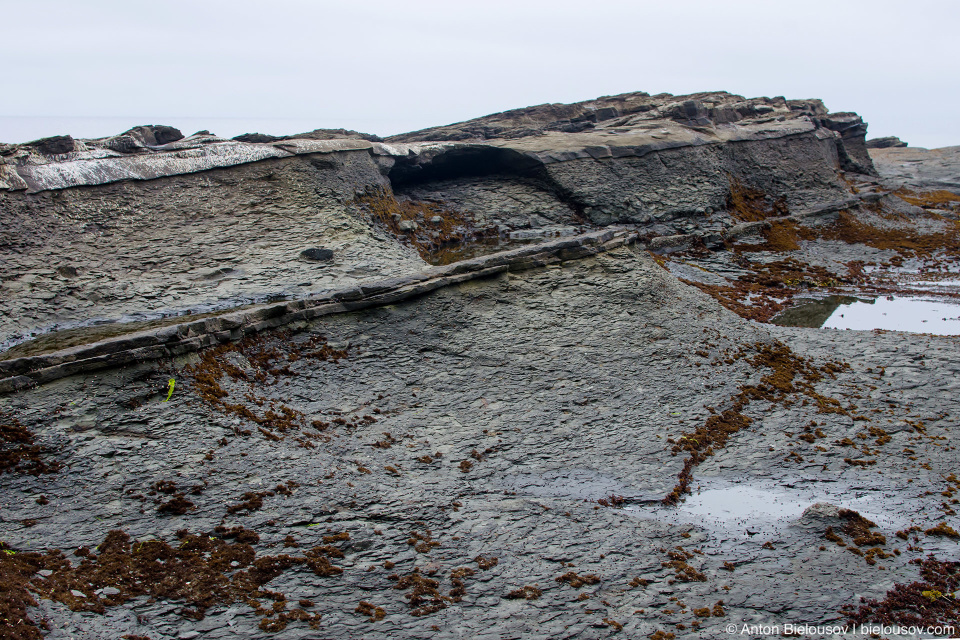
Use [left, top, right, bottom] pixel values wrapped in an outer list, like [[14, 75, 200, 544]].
[[2, 246, 959, 639], [1, 90, 960, 639]]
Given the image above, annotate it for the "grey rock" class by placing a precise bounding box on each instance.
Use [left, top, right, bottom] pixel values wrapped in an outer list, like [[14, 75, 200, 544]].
[[25, 135, 76, 155], [103, 134, 145, 154], [798, 502, 841, 522], [819, 112, 877, 176], [123, 124, 185, 146], [232, 132, 282, 143], [5, 242, 957, 639], [0, 229, 634, 389], [866, 136, 907, 149], [869, 145, 960, 192], [2, 89, 952, 640], [299, 248, 334, 262]]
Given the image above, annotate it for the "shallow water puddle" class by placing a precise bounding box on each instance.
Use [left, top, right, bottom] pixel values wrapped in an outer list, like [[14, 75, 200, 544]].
[[672, 485, 811, 522], [628, 481, 905, 538], [774, 295, 960, 334]]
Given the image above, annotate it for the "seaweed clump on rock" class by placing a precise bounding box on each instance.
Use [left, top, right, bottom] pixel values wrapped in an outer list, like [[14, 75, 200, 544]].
[[0, 414, 60, 476]]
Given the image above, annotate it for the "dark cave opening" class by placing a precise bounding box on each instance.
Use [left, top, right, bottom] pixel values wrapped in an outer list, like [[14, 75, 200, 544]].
[[387, 145, 545, 188]]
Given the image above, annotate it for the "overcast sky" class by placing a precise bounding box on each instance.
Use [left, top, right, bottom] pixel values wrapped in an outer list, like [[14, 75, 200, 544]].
[[2, 0, 958, 147]]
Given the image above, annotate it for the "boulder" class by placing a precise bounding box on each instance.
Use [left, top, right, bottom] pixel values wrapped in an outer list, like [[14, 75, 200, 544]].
[[101, 125, 185, 153], [233, 132, 282, 143], [104, 134, 144, 154], [122, 125, 184, 146], [300, 248, 334, 262], [662, 100, 711, 124], [866, 136, 907, 149], [25, 135, 75, 155]]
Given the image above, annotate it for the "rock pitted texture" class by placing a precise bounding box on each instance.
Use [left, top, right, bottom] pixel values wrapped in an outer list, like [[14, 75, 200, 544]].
[[0, 229, 629, 393], [0, 150, 425, 351], [3, 245, 960, 639]]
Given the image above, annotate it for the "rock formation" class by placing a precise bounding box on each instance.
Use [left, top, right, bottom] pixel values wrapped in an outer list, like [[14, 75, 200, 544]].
[[1, 91, 876, 351], [1, 90, 959, 640], [866, 135, 908, 148], [869, 144, 960, 191]]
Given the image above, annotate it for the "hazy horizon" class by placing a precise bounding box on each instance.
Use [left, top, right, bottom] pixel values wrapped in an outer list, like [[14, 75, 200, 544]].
[[2, 1, 959, 148]]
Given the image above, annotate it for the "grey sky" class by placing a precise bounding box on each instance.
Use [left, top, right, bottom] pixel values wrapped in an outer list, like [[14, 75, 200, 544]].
[[2, 0, 958, 147]]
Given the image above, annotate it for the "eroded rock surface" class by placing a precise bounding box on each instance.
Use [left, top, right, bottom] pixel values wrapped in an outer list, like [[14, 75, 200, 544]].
[[2, 90, 959, 640], [1, 90, 877, 352], [0, 152, 426, 351]]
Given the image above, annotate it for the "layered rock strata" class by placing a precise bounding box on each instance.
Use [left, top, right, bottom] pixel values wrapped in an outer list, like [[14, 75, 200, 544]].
[[1, 92, 877, 352]]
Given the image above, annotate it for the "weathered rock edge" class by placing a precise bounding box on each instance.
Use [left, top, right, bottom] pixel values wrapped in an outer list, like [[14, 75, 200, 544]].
[[0, 229, 636, 393]]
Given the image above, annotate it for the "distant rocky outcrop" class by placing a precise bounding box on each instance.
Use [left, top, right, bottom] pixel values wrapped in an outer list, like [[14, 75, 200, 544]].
[[100, 124, 185, 153], [866, 136, 907, 148], [1, 90, 876, 196], [387, 91, 828, 142], [869, 144, 960, 191], [384, 91, 875, 176], [232, 132, 283, 143], [233, 128, 383, 144], [23, 134, 77, 156]]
